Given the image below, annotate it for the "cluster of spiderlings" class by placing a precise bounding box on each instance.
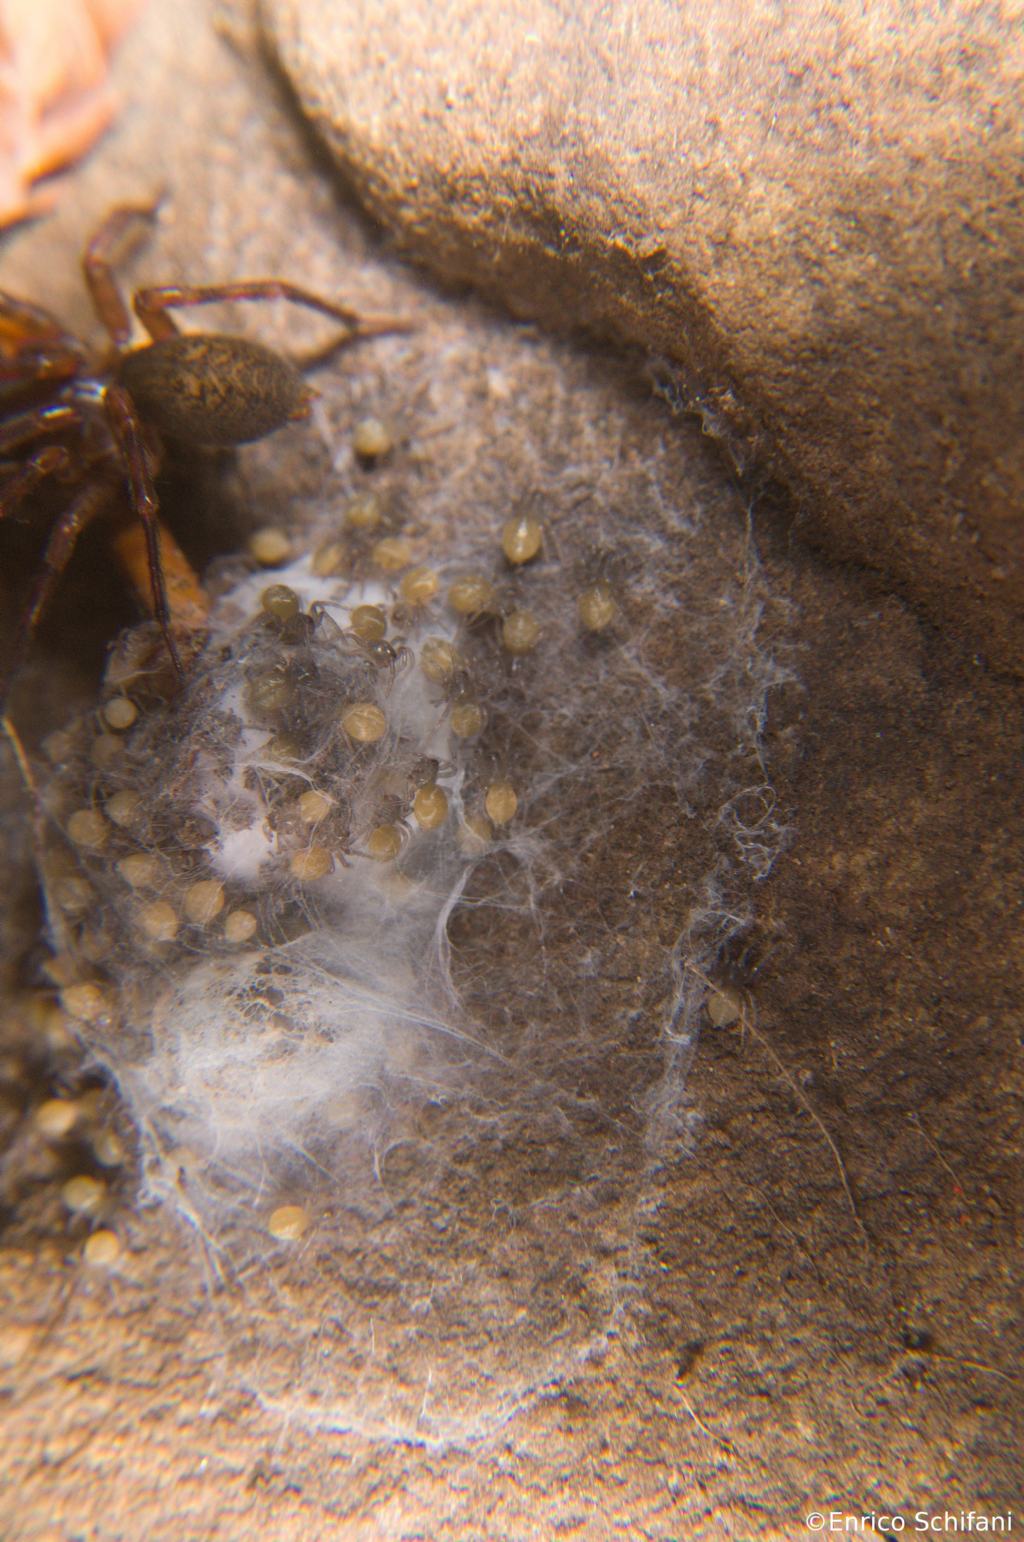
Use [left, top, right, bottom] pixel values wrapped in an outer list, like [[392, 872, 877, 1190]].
[[49, 494, 622, 947], [0, 990, 129, 1267], [28, 315, 789, 1445], [39, 483, 636, 1239]]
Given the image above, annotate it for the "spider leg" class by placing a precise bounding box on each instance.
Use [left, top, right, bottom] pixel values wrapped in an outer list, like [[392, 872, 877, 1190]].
[[0, 290, 82, 355], [103, 383, 184, 685], [0, 444, 72, 521], [83, 199, 163, 349], [0, 404, 81, 458], [0, 476, 114, 712], [133, 280, 413, 355], [0, 291, 87, 390], [0, 346, 86, 389], [112, 519, 210, 637]]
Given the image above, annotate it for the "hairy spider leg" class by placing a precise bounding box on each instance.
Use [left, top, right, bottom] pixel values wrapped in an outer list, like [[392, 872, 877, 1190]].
[[0, 293, 88, 397], [0, 404, 82, 455], [0, 290, 84, 355], [0, 473, 116, 710], [81, 203, 208, 668], [133, 280, 413, 372], [0, 291, 96, 712], [0, 443, 72, 520], [0, 409, 205, 693], [103, 383, 184, 683], [0, 347, 86, 391], [82, 199, 162, 348]]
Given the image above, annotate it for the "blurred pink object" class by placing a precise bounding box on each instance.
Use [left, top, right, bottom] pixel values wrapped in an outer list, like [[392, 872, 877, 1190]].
[[0, 0, 144, 228]]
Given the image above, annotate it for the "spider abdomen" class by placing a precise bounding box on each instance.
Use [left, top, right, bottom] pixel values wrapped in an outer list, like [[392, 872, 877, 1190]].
[[118, 333, 311, 448]]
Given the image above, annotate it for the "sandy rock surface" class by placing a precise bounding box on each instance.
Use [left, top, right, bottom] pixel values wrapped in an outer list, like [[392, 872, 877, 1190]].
[[265, 0, 1024, 673], [0, 1, 1020, 1538]]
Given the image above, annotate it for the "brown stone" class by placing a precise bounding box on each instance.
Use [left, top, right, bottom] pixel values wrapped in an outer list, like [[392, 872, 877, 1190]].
[[266, 0, 1024, 671], [0, 0, 1020, 1534]]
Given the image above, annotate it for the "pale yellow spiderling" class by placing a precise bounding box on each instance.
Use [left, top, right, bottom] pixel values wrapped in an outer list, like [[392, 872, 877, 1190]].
[[289, 847, 333, 881], [578, 581, 617, 632], [450, 700, 486, 738], [103, 696, 137, 731], [35, 1000, 74, 1052], [413, 784, 448, 830], [371, 536, 413, 572], [297, 789, 332, 824], [352, 416, 393, 461], [501, 514, 543, 565], [501, 608, 542, 655], [35, 1098, 79, 1140], [344, 490, 383, 530], [249, 527, 292, 566], [105, 790, 143, 827], [398, 566, 439, 606], [116, 854, 160, 889], [137, 901, 179, 943], [182, 880, 226, 926], [341, 702, 388, 743], [75, 1089, 103, 1121], [42, 726, 76, 765], [90, 734, 123, 769], [447, 574, 496, 616], [484, 781, 518, 825], [706, 988, 743, 1028], [62, 1174, 106, 1217], [268, 1204, 310, 1241], [60, 982, 111, 1026], [223, 909, 259, 944], [93, 1130, 126, 1168], [311, 538, 347, 577], [52, 877, 93, 916], [83, 1230, 121, 1267], [419, 636, 460, 683], [364, 824, 403, 862], [67, 808, 107, 850]]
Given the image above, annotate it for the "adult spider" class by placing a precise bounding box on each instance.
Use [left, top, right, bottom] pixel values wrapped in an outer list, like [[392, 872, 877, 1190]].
[[0, 200, 409, 711]]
